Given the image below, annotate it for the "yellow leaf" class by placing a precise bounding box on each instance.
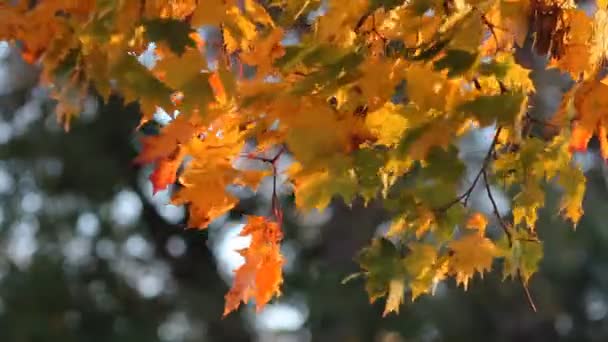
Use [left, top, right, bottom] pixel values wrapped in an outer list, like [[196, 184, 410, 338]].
[[153, 48, 208, 89], [448, 234, 498, 289], [291, 158, 358, 211], [244, 0, 275, 26], [314, 0, 368, 46], [406, 64, 455, 112], [512, 183, 544, 230], [382, 278, 405, 316], [357, 59, 404, 111], [407, 118, 460, 161], [557, 163, 586, 227], [403, 243, 438, 300], [365, 103, 409, 146], [448, 11, 484, 53], [240, 28, 285, 78]]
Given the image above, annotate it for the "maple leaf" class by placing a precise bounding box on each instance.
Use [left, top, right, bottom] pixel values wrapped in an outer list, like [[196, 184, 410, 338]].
[[111, 54, 175, 122], [458, 92, 526, 127], [172, 132, 243, 228], [466, 212, 488, 235], [383, 279, 405, 317], [557, 163, 586, 226], [134, 115, 201, 165], [497, 232, 543, 284], [365, 103, 408, 147], [448, 234, 498, 290], [143, 18, 196, 56], [290, 156, 358, 211], [548, 9, 593, 79], [223, 216, 284, 316], [570, 80, 608, 157], [357, 237, 406, 311], [240, 28, 285, 78], [403, 242, 440, 300], [149, 147, 185, 194]]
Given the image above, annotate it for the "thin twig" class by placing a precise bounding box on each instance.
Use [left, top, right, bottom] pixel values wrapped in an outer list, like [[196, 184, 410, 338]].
[[241, 147, 285, 222], [354, 10, 373, 33], [482, 169, 513, 246], [437, 126, 503, 211], [520, 271, 538, 312]]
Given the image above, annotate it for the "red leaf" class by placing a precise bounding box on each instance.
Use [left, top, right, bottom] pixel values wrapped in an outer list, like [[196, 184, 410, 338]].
[[149, 147, 184, 194]]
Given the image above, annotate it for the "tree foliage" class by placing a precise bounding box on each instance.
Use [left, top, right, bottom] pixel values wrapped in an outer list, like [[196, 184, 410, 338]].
[[0, 0, 604, 316]]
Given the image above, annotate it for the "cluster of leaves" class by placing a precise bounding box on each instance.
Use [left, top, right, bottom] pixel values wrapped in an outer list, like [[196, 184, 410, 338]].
[[0, 0, 605, 316]]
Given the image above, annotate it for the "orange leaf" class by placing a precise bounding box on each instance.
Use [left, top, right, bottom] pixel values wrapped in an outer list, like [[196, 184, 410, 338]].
[[223, 216, 284, 316], [570, 81, 608, 154], [149, 147, 185, 194], [466, 212, 488, 235], [569, 123, 594, 153], [134, 115, 201, 165], [209, 71, 226, 103], [600, 118, 608, 160]]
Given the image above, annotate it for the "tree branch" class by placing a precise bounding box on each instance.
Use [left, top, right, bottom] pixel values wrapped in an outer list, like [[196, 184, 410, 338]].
[[482, 169, 513, 246], [438, 126, 503, 211]]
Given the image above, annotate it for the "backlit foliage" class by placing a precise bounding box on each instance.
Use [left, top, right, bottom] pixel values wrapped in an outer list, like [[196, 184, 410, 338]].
[[1, 0, 605, 316]]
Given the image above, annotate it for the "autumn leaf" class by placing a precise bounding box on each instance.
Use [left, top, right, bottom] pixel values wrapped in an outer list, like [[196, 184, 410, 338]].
[[570, 80, 608, 157], [497, 232, 543, 285], [149, 147, 185, 194], [143, 18, 196, 56], [448, 234, 498, 290], [171, 129, 244, 228], [223, 216, 284, 316], [383, 279, 405, 317], [466, 212, 488, 235], [403, 242, 440, 300], [134, 114, 201, 165]]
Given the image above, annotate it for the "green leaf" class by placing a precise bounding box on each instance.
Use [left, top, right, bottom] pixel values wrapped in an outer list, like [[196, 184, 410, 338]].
[[498, 233, 543, 284], [275, 43, 348, 71], [457, 92, 525, 126], [478, 59, 510, 78], [354, 148, 388, 201], [433, 49, 477, 78], [356, 238, 405, 301], [290, 52, 364, 95], [111, 55, 174, 118], [143, 19, 196, 56], [293, 157, 359, 211], [404, 39, 451, 61]]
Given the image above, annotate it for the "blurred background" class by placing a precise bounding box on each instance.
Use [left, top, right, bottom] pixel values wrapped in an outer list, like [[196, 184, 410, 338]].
[[2, 16, 608, 341]]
